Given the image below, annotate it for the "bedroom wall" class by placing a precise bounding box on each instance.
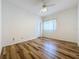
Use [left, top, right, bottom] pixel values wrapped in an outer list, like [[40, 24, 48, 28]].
[[77, 1, 79, 46], [2, 0, 41, 47], [0, 0, 2, 54], [43, 7, 77, 43]]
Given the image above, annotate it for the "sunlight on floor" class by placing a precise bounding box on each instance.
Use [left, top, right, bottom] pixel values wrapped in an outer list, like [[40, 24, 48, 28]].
[[43, 42, 57, 54]]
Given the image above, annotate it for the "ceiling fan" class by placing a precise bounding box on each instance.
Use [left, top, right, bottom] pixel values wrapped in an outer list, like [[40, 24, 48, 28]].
[[40, 0, 55, 13]]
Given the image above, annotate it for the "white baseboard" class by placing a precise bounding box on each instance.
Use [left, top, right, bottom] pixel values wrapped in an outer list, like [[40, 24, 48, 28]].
[[78, 42, 79, 46], [2, 37, 38, 47], [0, 47, 2, 55]]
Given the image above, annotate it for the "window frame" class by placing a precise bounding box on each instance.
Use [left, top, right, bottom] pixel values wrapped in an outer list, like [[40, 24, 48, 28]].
[[43, 18, 56, 33]]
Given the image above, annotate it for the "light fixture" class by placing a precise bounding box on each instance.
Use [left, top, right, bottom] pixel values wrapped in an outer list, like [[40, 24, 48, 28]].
[[40, 5, 48, 13], [40, 0, 55, 13]]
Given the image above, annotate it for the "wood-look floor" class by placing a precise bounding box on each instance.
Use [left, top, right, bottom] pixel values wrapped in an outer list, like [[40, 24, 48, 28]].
[[1, 37, 79, 59]]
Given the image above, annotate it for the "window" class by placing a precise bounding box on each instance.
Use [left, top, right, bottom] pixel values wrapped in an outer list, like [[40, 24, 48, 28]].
[[43, 19, 56, 33]]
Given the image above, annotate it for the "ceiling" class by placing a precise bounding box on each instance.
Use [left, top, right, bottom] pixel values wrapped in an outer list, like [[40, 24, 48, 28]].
[[7, 0, 77, 16]]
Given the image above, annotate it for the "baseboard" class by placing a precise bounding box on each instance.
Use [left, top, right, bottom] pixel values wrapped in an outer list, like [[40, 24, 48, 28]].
[[39, 37, 77, 45], [2, 37, 38, 47], [0, 47, 2, 55], [78, 42, 79, 46]]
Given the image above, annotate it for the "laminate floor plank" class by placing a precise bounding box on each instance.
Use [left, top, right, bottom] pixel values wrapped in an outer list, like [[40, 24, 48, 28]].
[[1, 37, 79, 59], [32, 40, 77, 59]]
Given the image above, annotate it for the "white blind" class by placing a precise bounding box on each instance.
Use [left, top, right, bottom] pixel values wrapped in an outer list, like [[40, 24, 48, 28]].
[[43, 19, 56, 32]]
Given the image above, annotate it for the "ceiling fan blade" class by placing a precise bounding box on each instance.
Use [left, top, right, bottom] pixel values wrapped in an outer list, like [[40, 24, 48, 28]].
[[47, 4, 56, 7]]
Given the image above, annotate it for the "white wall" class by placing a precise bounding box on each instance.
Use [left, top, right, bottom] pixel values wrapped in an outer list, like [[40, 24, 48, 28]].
[[2, 0, 41, 47], [0, 0, 2, 54], [43, 7, 77, 43], [77, 1, 79, 45]]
